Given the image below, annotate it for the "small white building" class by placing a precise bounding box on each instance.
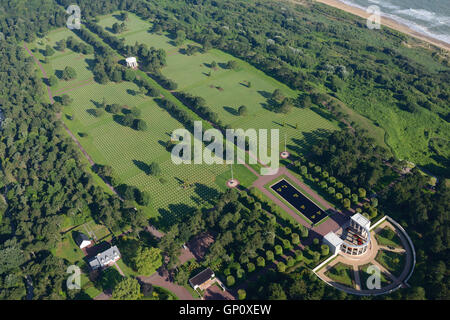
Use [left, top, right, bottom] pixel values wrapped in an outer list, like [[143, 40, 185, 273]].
[[126, 57, 138, 69], [76, 233, 92, 249], [323, 232, 344, 255], [350, 213, 371, 237]]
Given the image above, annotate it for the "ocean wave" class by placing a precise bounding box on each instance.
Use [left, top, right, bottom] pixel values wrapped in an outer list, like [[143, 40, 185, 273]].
[[383, 11, 450, 44], [367, 0, 400, 11], [332, 0, 450, 45], [394, 8, 450, 25]]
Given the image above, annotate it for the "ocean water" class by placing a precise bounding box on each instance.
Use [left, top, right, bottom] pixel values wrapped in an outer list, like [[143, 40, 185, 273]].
[[336, 0, 450, 44]]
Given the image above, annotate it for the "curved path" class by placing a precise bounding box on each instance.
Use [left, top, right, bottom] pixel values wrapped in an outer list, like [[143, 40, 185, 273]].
[[138, 272, 195, 300]]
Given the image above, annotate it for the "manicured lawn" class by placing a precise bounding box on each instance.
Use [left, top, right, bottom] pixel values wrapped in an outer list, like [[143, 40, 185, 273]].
[[359, 263, 392, 290], [53, 233, 84, 263], [141, 286, 179, 300], [115, 259, 139, 277], [28, 10, 340, 231], [375, 227, 403, 248], [215, 164, 258, 190], [375, 250, 406, 278], [81, 273, 102, 299], [28, 27, 229, 229], [98, 12, 339, 156], [325, 262, 355, 288]]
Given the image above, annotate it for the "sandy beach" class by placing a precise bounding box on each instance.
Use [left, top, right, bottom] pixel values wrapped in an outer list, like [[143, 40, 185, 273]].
[[289, 0, 450, 52]]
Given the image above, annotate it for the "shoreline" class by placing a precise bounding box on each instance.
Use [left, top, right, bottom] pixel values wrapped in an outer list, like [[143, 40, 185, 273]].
[[307, 0, 450, 52]]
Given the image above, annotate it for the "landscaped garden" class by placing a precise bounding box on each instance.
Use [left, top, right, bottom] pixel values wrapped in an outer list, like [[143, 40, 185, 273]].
[[324, 262, 355, 289], [26, 10, 341, 232], [359, 263, 392, 290], [375, 227, 403, 248], [375, 250, 406, 278]]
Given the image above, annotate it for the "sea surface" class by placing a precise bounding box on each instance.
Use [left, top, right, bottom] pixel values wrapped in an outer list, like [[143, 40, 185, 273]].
[[336, 0, 450, 44]]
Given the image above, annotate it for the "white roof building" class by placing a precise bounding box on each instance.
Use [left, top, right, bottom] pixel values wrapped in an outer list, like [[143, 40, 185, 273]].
[[126, 57, 138, 69], [351, 213, 371, 230], [76, 233, 92, 249], [88, 246, 121, 270], [323, 232, 344, 255]]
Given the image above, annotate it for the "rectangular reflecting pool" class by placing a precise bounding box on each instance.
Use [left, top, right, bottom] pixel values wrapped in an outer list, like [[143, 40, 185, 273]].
[[270, 179, 327, 225]]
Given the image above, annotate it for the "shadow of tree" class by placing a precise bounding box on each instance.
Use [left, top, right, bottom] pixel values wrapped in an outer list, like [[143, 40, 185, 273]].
[[157, 203, 197, 230], [223, 106, 239, 116], [133, 159, 151, 175]]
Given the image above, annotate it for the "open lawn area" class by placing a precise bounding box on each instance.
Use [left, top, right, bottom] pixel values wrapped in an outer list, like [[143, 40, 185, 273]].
[[359, 263, 392, 290], [375, 227, 403, 249], [27, 28, 230, 229], [31, 28, 95, 97], [375, 250, 406, 278], [52, 233, 85, 264], [324, 262, 355, 289], [27, 11, 341, 231], [100, 12, 339, 156]]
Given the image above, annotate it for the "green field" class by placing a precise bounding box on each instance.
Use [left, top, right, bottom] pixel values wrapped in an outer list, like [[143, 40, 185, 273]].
[[375, 250, 406, 278], [359, 263, 392, 290], [28, 29, 230, 227], [375, 227, 403, 248], [32, 28, 95, 95], [324, 262, 355, 289], [27, 11, 340, 229], [53, 233, 85, 264], [106, 12, 339, 155]]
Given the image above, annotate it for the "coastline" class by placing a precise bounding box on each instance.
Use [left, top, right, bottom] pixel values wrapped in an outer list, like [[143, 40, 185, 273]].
[[306, 0, 450, 52]]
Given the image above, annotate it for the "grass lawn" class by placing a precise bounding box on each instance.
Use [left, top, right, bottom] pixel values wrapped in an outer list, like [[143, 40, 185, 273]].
[[115, 259, 140, 277], [28, 10, 341, 231], [215, 164, 259, 190], [375, 250, 406, 278], [27, 27, 230, 230], [359, 263, 392, 290], [98, 12, 339, 156], [375, 227, 403, 248], [141, 286, 179, 300], [325, 262, 355, 288], [53, 233, 84, 263], [81, 273, 102, 299]]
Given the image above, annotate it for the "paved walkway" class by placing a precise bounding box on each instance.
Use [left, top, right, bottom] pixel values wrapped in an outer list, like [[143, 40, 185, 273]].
[[138, 272, 195, 300], [113, 262, 125, 277]]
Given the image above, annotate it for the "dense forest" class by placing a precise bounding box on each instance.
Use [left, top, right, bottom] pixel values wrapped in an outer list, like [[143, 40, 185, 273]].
[[0, 0, 448, 300]]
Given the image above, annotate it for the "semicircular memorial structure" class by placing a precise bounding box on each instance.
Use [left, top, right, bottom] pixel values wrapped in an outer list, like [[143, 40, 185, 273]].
[[324, 213, 371, 257]]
